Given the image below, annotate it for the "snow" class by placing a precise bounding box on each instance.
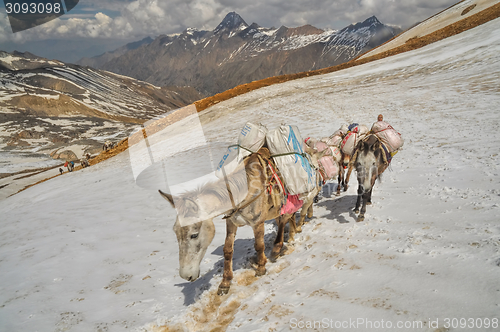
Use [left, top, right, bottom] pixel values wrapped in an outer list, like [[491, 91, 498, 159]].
[[1, 16, 500, 332], [361, 0, 500, 59], [0, 54, 23, 65]]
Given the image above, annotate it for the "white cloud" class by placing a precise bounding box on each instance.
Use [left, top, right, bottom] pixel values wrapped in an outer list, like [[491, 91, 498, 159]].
[[0, 0, 459, 44]]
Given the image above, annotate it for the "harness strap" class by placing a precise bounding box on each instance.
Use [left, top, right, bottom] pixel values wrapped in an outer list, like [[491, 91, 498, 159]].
[[380, 142, 391, 165], [223, 152, 267, 219], [318, 167, 326, 185], [266, 159, 286, 195], [220, 162, 236, 210], [372, 125, 394, 134], [223, 190, 265, 219]]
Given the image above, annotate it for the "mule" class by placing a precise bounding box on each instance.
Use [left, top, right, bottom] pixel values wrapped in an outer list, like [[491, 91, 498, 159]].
[[80, 158, 89, 168], [304, 139, 345, 196], [340, 153, 354, 192], [353, 135, 389, 222], [159, 147, 320, 295], [103, 141, 116, 151]]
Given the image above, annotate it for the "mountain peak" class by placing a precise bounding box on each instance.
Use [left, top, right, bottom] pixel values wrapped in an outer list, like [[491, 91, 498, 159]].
[[214, 12, 248, 34], [363, 16, 382, 25]]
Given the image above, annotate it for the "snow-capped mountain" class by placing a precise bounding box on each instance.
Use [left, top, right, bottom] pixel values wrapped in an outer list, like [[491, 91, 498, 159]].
[[213, 11, 249, 34], [83, 12, 401, 95]]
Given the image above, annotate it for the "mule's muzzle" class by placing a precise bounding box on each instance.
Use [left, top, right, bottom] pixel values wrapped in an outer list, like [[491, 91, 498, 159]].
[[358, 184, 371, 195], [180, 269, 200, 282]]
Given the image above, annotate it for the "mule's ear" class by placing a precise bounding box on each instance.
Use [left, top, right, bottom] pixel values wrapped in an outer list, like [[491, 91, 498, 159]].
[[372, 140, 381, 151], [184, 199, 199, 216], [159, 190, 175, 208]]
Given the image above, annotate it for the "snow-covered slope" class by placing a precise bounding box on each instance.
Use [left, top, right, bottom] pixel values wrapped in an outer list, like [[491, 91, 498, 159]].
[[360, 0, 500, 60], [1, 16, 500, 332]]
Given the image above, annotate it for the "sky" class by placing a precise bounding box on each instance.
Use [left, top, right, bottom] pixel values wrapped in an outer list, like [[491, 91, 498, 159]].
[[0, 0, 458, 62]]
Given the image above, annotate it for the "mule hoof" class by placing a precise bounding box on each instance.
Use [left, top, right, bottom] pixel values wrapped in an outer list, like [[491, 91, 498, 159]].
[[217, 285, 230, 296], [357, 215, 365, 222], [271, 245, 289, 262], [354, 208, 359, 214], [270, 250, 281, 262], [367, 202, 372, 206], [335, 192, 341, 197], [255, 267, 267, 277], [343, 186, 348, 192]]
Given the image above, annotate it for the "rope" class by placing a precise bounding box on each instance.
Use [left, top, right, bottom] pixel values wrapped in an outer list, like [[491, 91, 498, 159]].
[[222, 152, 268, 219], [380, 142, 391, 165], [266, 159, 286, 195], [227, 144, 317, 173], [270, 151, 308, 158], [227, 144, 255, 154]]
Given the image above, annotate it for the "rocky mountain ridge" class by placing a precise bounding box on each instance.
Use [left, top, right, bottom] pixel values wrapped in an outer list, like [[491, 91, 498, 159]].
[[79, 12, 402, 95]]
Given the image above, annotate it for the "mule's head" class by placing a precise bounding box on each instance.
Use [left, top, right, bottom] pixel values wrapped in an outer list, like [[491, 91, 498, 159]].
[[159, 190, 215, 282], [342, 153, 351, 169], [355, 136, 383, 194]]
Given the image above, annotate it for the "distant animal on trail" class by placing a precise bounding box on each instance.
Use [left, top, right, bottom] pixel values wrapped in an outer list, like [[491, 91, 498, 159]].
[[339, 124, 370, 192], [353, 134, 389, 222], [159, 146, 322, 295], [103, 141, 116, 151], [59, 168, 63, 175], [80, 158, 89, 168]]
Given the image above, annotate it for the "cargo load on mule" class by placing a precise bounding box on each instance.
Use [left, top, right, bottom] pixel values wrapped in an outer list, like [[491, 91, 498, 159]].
[[217, 122, 318, 217], [370, 121, 404, 153], [322, 124, 349, 147], [216, 122, 267, 177], [340, 123, 369, 156], [304, 137, 341, 180], [266, 125, 316, 195]]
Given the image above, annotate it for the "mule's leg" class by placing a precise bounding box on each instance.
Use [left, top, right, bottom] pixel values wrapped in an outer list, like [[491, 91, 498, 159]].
[[271, 215, 287, 261], [337, 167, 344, 196], [287, 213, 297, 242], [218, 220, 238, 295], [296, 205, 307, 232], [354, 185, 363, 214], [367, 188, 373, 205], [358, 193, 368, 222], [344, 164, 353, 191], [307, 202, 314, 219], [253, 222, 267, 276]]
